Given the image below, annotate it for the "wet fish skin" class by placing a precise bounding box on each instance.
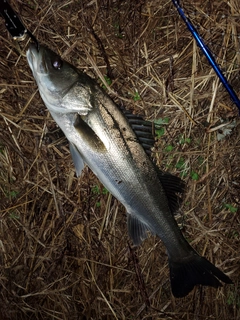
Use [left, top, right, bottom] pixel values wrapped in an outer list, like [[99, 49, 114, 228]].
[[26, 44, 233, 297]]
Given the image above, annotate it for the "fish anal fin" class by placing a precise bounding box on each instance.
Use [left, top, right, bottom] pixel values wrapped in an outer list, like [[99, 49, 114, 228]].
[[169, 254, 233, 298], [157, 170, 186, 214], [69, 142, 85, 177], [127, 214, 154, 245]]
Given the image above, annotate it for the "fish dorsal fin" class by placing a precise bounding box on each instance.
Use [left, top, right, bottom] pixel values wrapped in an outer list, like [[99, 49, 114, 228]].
[[156, 169, 186, 214], [127, 214, 154, 245], [122, 108, 155, 156]]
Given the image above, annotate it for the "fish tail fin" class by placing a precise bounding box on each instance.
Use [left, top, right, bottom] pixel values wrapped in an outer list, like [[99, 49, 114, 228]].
[[169, 254, 233, 298]]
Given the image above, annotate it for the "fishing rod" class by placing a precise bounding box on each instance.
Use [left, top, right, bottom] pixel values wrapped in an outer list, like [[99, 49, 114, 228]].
[[0, 0, 38, 49], [172, 0, 240, 114]]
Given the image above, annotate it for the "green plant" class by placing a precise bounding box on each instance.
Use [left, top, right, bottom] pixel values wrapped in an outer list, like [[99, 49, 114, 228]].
[[133, 91, 140, 101], [92, 185, 101, 195], [102, 187, 109, 195], [197, 156, 204, 165], [165, 145, 174, 152], [227, 291, 240, 307], [179, 135, 191, 144], [154, 117, 170, 126], [223, 203, 237, 213], [96, 202, 101, 208], [102, 75, 112, 89], [191, 171, 199, 181], [91, 185, 109, 207], [175, 158, 188, 178], [113, 23, 123, 38], [155, 126, 165, 138], [9, 211, 20, 219], [4, 190, 19, 200], [175, 158, 185, 170], [154, 117, 170, 138]]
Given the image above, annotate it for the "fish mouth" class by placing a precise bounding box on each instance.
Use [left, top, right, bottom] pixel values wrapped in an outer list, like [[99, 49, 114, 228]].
[[27, 44, 48, 75], [26, 43, 38, 71]]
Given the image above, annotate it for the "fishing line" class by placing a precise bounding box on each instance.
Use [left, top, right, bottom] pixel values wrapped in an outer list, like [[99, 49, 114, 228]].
[[172, 0, 240, 114]]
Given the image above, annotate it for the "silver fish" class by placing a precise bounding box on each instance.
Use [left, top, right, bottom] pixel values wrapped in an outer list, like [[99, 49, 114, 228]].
[[26, 44, 232, 297]]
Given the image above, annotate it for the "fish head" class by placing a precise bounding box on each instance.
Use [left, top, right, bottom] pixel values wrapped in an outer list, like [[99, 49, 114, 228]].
[[27, 44, 92, 114]]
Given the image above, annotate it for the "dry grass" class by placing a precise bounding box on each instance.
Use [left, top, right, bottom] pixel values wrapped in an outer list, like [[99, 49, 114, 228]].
[[0, 0, 239, 319]]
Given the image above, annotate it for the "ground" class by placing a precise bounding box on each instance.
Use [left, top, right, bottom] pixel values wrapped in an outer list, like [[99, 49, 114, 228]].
[[0, 0, 239, 319]]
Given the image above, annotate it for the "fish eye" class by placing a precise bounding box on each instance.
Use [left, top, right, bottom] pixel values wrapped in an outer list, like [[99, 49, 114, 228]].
[[52, 56, 63, 70]]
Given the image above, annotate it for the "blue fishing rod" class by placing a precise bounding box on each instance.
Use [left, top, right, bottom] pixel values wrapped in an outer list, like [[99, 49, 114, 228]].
[[172, 0, 240, 114]]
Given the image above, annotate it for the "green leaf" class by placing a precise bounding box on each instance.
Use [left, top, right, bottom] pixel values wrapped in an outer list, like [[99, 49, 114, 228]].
[[92, 185, 108, 195], [154, 117, 170, 125], [133, 92, 140, 101], [175, 158, 185, 169], [9, 211, 20, 219], [156, 127, 165, 137], [10, 190, 18, 198], [5, 190, 19, 199], [179, 135, 191, 144], [102, 75, 112, 89], [92, 185, 100, 195], [197, 156, 204, 165], [113, 23, 123, 38], [102, 187, 109, 195], [165, 145, 174, 152], [180, 171, 188, 178], [104, 75, 112, 86], [191, 171, 199, 181], [224, 203, 237, 213], [179, 136, 185, 144]]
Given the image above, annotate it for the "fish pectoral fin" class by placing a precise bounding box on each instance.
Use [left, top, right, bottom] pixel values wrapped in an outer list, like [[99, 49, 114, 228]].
[[74, 114, 107, 152], [127, 214, 154, 245], [69, 142, 85, 177], [156, 169, 186, 214]]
